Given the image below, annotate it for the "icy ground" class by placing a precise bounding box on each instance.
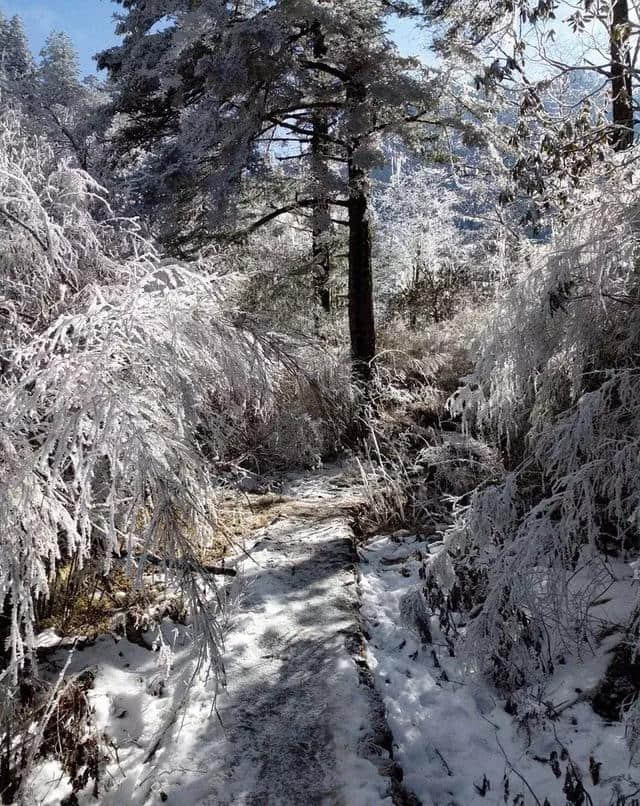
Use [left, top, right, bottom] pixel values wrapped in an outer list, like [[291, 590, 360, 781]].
[[28, 468, 640, 806], [360, 532, 640, 805], [30, 471, 401, 805]]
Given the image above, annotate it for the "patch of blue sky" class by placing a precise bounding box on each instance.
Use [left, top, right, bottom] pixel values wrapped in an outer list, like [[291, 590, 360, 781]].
[[1, 1, 433, 77]]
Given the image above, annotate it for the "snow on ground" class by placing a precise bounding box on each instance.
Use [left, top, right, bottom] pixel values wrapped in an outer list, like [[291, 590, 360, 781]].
[[27, 465, 640, 806], [29, 474, 395, 806], [359, 533, 640, 806]]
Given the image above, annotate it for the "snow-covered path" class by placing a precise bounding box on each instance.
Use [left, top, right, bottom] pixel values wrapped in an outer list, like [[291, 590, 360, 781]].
[[192, 506, 395, 806], [33, 475, 409, 806]]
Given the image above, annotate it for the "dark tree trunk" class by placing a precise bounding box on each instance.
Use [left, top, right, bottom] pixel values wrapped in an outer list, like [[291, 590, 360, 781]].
[[610, 0, 634, 150], [311, 21, 332, 325], [311, 166, 331, 315], [347, 151, 376, 384], [0, 595, 10, 668], [346, 73, 376, 384]]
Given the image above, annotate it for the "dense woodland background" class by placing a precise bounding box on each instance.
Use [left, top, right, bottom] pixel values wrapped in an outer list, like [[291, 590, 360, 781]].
[[2, 0, 640, 803]]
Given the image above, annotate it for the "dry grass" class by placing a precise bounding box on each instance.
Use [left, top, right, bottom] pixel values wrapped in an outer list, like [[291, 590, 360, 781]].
[[39, 567, 152, 638], [213, 489, 364, 539], [377, 309, 476, 398], [39, 488, 365, 641]]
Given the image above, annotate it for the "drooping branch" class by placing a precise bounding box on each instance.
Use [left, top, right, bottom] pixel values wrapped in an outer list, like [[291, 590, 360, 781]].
[[268, 100, 343, 117], [300, 59, 349, 81], [233, 196, 349, 240], [0, 206, 49, 253], [266, 116, 347, 147], [42, 105, 88, 171]]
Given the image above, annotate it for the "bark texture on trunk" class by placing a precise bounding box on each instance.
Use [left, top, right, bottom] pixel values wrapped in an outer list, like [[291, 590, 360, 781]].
[[347, 152, 375, 384], [611, 0, 634, 150], [346, 73, 376, 384], [311, 21, 332, 321], [311, 127, 332, 317]]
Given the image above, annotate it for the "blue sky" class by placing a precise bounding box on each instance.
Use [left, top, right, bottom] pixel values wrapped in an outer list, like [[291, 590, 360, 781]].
[[0, 0, 120, 75], [0, 1, 428, 77]]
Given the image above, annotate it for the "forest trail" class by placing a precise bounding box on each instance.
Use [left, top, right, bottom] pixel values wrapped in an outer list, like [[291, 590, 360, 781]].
[[201, 494, 390, 805], [41, 470, 413, 806], [147, 470, 413, 805], [183, 467, 418, 806]]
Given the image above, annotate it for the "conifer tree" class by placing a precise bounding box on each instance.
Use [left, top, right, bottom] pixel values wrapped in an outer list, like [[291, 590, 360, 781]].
[[0, 14, 34, 84], [36, 32, 94, 169], [99, 1, 446, 381], [0, 19, 109, 173], [38, 32, 81, 108]]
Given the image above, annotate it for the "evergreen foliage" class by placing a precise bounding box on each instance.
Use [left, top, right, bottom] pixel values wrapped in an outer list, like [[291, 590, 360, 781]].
[[3, 1, 640, 799]]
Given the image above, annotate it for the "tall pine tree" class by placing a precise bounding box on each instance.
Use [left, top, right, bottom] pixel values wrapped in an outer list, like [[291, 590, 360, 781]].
[[99, 0, 447, 381]]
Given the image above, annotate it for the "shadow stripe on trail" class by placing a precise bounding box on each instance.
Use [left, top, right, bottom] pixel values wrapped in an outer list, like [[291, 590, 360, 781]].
[[198, 482, 421, 806]]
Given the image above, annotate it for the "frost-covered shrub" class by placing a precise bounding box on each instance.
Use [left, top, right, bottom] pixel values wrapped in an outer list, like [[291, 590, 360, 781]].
[[239, 352, 355, 471], [0, 113, 149, 363], [236, 235, 343, 337], [0, 118, 224, 685], [624, 696, 640, 760], [0, 269, 283, 679], [374, 165, 511, 329], [415, 434, 502, 497], [0, 111, 357, 781], [426, 158, 640, 696], [377, 307, 479, 399]]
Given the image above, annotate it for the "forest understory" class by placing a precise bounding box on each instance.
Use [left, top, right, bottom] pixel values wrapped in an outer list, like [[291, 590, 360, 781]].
[[3, 0, 640, 804], [20, 396, 640, 806]]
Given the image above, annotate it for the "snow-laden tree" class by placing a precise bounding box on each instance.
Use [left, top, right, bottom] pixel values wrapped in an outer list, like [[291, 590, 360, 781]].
[[38, 32, 81, 107], [0, 19, 110, 175], [422, 0, 639, 238], [374, 164, 513, 327], [0, 13, 34, 85], [427, 0, 635, 147], [0, 110, 354, 797], [98, 0, 455, 381], [425, 153, 640, 702], [35, 32, 111, 172]]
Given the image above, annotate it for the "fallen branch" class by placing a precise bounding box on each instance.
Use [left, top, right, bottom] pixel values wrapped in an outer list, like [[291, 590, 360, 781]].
[[119, 550, 237, 577]]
